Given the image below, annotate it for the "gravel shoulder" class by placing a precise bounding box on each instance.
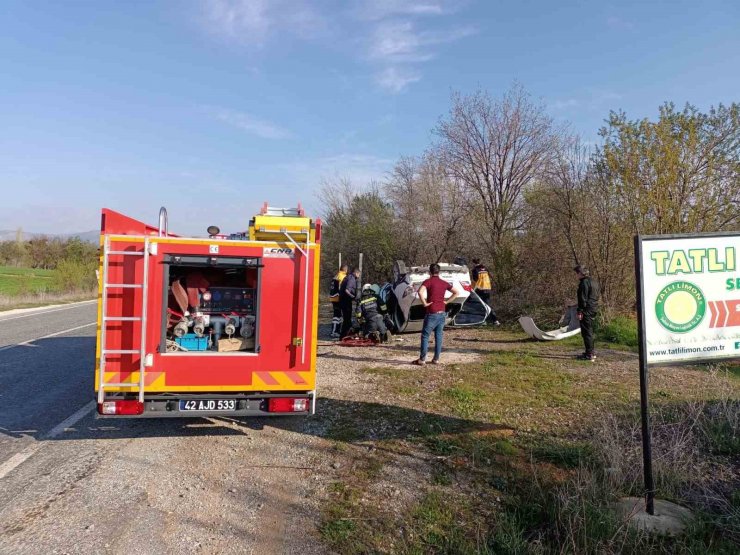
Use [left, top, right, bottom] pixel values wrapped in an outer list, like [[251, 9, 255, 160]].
[[0, 321, 477, 555]]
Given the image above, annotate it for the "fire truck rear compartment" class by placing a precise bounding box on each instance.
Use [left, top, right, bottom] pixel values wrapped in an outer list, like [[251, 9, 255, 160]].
[[162, 255, 261, 354], [95, 205, 319, 418]]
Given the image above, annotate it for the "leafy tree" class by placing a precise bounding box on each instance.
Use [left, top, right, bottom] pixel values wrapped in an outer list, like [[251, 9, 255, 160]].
[[63, 236, 98, 264], [320, 183, 399, 285], [599, 102, 740, 234]]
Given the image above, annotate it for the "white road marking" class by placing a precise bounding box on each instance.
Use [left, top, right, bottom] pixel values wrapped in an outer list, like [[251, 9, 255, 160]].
[[0, 401, 97, 480], [45, 401, 97, 439], [0, 322, 96, 353], [0, 300, 97, 322], [0, 445, 42, 480]]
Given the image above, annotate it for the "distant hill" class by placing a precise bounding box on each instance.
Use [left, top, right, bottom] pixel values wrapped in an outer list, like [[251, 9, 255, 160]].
[[0, 229, 99, 243]]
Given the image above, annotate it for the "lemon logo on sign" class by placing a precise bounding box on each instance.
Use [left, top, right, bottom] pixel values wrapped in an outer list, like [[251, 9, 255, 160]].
[[654, 281, 706, 333]]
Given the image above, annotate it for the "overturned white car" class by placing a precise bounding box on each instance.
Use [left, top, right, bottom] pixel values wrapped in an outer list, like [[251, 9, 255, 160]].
[[379, 261, 491, 333]]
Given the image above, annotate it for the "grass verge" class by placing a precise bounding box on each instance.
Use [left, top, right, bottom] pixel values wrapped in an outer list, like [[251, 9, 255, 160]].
[[321, 329, 740, 553], [0, 265, 55, 296]]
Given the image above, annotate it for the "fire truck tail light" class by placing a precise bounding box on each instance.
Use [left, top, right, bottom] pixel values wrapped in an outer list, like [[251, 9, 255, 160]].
[[268, 398, 309, 412], [98, 401, 144, 415]]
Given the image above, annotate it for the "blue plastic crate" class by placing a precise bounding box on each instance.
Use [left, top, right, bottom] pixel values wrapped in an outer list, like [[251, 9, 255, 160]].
[[175, 333, 209, 351]]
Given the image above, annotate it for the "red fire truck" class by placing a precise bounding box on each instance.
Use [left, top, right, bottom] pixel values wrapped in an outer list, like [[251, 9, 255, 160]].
[[94, 204, 321, 417]]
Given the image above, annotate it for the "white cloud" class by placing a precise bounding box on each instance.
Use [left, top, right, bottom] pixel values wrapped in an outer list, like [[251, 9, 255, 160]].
[[549, 90, 623, 114], [197, 0, 476, 93], [552, 98, 579, 111], [363, 8, 475, 93], [376, 66, 422, 93], [201, 0, 326, 46], [202, 0, 270, 44], [369, 21, 429, 62], [369, 20, 475, 62], [351, 0, 457, 21], [281, 153, 393, 187], [212, 108, 292, 139]]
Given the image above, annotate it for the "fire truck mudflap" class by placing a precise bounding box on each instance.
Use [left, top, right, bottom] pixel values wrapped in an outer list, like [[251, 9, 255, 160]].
[[94, 204, 321, 418]]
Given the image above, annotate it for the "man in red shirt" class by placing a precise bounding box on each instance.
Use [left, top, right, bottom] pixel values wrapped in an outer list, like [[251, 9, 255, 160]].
[[413, 263, 461, 365]]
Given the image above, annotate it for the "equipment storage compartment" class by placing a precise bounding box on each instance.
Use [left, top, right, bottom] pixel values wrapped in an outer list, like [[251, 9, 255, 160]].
[[161, 254, 261, 354]]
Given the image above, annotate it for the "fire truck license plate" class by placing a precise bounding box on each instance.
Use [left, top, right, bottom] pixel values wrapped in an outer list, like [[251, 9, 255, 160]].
[[179, 399, 236, 411]]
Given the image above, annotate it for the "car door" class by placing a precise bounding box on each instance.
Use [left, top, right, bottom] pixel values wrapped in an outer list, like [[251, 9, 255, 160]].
[[451, 289, 491, 327]]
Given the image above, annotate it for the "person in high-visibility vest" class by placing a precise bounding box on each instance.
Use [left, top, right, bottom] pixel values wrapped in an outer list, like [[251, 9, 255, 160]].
[[471, 258, 501, 325], [328, 264, 348, 338]]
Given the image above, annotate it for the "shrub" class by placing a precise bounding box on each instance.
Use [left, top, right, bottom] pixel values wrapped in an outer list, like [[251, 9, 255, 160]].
[[596, 315, 639, 348], [53, 258, 97, 292]]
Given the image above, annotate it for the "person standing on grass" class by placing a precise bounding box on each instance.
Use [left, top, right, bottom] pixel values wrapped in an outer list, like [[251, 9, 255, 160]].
[[413, 263, 461, 366], [575, 265, 600, 361], [471, 258, 501, 325]]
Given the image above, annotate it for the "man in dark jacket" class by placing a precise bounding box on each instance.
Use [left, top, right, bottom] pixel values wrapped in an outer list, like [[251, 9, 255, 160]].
[[328, 264, 348, 338], [575, 265, 600, 361], [339, 268, 361, 338]]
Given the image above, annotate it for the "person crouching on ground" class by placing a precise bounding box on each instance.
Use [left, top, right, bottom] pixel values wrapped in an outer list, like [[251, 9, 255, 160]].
[[575, 265, 600, 361], [413, 263, 461, 366], [356, 284, 388, 343]]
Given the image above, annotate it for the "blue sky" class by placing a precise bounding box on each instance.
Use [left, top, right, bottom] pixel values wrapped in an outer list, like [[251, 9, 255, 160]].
[[1, 0, 738, 235]]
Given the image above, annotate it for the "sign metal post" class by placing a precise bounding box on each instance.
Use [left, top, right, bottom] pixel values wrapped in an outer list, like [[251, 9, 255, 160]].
[[634, 235, 655, 515]]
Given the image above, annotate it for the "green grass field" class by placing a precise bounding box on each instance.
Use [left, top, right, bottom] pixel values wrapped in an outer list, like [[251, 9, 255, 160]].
[[0, 265, 56, 296], [320, 327, 740, 554]]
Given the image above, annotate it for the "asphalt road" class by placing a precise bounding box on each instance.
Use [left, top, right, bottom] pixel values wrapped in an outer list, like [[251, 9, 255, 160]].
[[0, 302, 97, 456], [0, 301, 324, 555]]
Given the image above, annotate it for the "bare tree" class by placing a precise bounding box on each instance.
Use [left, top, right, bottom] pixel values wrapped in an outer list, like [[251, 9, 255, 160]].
[[385, 150, 473, 265], [527, 135, 633, 316], [435, 84, 559, 289], [317, 175, 357, 219], [384, 157, 423, 264], [535, 135, 591, 265]]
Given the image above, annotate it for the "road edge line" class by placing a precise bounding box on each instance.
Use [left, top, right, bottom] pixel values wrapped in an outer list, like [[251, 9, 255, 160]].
[[0, 401, 97, 480], [0, 322, 97, 353], [45, 401, 97, 439], [0, 299, 97, 322], [0, 445, 43, 480]]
